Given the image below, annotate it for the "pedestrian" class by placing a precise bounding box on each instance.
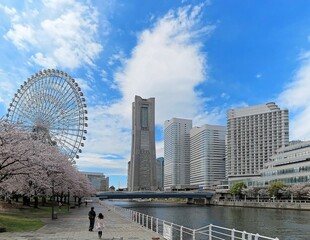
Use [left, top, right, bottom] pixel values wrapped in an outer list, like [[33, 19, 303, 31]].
[[88, 206, 96, 231], [95, 213, 105, 239]]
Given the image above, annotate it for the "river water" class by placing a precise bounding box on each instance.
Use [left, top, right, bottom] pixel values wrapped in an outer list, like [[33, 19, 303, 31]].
[[109, 201, 310, 240]]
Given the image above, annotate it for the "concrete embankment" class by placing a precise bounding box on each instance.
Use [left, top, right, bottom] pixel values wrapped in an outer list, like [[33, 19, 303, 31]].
[[211, 200, 310, 210]]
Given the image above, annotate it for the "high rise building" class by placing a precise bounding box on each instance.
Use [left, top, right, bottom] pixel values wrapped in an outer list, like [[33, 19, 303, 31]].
[[128, 96, 157, 191], [190, 124, 226, 189], [164, 118, 192, 190], [156, 157, 164, 191], [226, 102, 289, 181]]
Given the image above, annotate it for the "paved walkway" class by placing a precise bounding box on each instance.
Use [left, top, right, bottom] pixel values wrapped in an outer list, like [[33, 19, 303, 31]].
[[0, 200, 163, 240]]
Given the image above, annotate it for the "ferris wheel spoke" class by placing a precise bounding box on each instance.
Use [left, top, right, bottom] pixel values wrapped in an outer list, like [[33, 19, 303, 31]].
[[49, 129, 82, 140], [52, 134, 79, 154], [11, 104, 36, 123], [41, 83, 74, 120], [43, 88, 78, 123], [47, 108, 79, 125]]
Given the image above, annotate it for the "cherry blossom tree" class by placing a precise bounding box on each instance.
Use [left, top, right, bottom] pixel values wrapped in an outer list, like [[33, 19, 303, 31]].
[[1, 120, 94, 207], [0, 120, 38, 183]]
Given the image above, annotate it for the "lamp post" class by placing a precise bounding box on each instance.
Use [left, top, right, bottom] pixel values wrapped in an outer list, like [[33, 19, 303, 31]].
[[67, 188, 71, 212], [51, 179, 56, 219]]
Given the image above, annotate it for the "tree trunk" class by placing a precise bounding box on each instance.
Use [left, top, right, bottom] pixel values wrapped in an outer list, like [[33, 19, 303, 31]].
[[42, 196, 46, 206], [34, 195, 39, 208], [23, 196, 27, 206]]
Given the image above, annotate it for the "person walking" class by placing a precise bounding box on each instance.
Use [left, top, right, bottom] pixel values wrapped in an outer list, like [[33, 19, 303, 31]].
[[88, 207, 96, 231], [95, 213, 105, 239]]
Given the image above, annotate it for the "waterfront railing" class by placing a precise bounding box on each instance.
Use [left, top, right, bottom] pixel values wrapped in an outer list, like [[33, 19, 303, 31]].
[[100, 200, 279, 240]]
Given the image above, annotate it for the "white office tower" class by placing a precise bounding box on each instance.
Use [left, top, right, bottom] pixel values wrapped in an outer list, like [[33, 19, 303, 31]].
[[164, 118, 192, 190], [226, 102, 289, 181], [190, 124, 226, 189]]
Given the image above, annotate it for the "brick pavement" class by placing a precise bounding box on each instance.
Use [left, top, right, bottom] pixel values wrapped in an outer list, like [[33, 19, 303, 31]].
[[0, 199, 163, 240]]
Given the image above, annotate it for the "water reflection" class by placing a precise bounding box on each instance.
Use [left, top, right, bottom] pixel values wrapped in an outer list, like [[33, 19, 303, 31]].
[[110, 201, 310, 240]]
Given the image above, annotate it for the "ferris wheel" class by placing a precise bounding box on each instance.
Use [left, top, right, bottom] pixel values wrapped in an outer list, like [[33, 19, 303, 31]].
[[6, 69, 88, 161]]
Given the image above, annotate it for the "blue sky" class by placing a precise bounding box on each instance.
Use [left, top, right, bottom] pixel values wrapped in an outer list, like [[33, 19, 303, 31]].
[[1, 0, 310, 188]]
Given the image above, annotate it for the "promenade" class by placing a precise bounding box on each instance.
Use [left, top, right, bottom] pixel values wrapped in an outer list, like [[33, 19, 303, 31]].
[[0, 200, 163, 240]]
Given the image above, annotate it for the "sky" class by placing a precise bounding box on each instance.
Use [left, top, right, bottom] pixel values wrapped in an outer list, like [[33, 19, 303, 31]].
[[1, 0, 310, 189]]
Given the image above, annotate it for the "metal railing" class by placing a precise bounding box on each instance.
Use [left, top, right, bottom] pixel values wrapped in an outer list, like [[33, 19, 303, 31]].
[[100, 201, 279, 240]]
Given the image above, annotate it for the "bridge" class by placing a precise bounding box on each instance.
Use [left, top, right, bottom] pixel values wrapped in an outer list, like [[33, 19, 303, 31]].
[[96, 191, 214, 201]]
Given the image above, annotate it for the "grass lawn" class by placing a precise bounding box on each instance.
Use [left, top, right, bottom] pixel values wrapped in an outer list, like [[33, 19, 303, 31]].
[[0, 200, 70, 232], [0, 214, 44, 232]]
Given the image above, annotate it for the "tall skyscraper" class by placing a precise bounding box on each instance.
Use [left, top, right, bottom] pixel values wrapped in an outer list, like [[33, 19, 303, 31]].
[[190, 124, 226, 189], [226, 102, 289, 181], [164, 118, 192, 190], [128, 96, 157, 191]]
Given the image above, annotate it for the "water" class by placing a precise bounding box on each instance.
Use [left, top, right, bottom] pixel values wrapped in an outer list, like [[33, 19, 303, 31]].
[[109, 201, 310, 240]]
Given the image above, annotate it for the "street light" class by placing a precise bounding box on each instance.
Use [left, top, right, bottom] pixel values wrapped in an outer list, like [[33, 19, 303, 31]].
[[51, 179, 57, 219], [48, 168, 64, 220], [67, 187, 71, 212]]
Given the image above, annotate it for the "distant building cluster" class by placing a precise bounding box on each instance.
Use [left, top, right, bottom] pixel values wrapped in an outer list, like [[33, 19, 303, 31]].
[[82, 172, 109, 192], [127, 96, 310, 191]]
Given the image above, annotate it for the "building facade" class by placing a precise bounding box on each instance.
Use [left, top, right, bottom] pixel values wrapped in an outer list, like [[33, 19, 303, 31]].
[[128, 96, 157, 191], [190, 124, 226, 189], [82, 172, 109, 191], [164, 118, 192, 190], [226, 102, 289, 181], [258, 141, 310, 185], [156, 157, 164, 191]]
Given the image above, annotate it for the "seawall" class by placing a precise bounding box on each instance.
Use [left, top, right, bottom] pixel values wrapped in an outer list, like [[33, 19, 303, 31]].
[[211, 200, 310, 210]]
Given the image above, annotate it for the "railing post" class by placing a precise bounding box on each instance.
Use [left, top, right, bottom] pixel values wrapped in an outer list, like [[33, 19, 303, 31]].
[[156, 218, 159, 233], [180, 226, 183, 240], [146, 215, 148, 229], [248, 233, 252, 240], [151, 216, 153, 231], [254, 233, 259, 240], [192, 229, 196, 240], [209, 224, 212, 240], [231, 228, 235, 240], [142, 214, 144, 226], [242, 231, 246, 240], [163, 220, 165, 235]]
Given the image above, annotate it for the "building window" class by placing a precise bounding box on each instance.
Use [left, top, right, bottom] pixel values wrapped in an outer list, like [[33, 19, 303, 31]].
[[141, 106, 148, 128]]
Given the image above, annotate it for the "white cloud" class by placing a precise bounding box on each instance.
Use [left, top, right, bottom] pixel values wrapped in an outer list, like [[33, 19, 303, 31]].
[[220, 92, 230, 100], [278, 51, 310, 140], [0, 4, 16, 16], [30, 52, 57, 68], [3, 0, 103, 69], [5, 24, 36, 50], [78, 153, 128, 175], [0, 69, 20, 107], [42, 0, 76, 9], [112, 4, 216, 126], [75, 78, 93, 92]]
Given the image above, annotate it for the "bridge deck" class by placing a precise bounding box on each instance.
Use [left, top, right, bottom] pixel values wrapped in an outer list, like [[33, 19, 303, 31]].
[[96, 191, 214, 199]]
